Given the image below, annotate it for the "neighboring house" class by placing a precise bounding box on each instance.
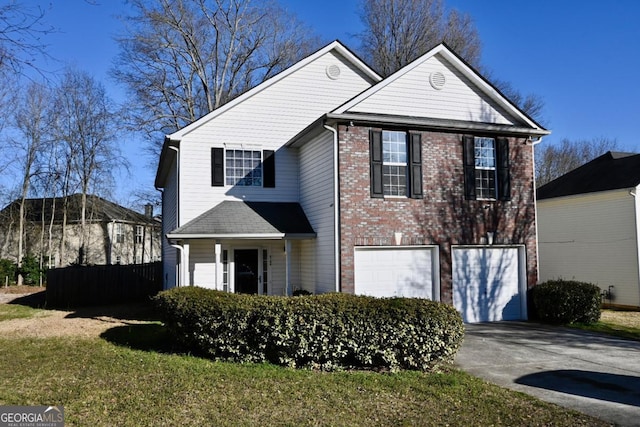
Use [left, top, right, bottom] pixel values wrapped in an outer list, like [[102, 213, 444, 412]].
[[155, 41, 549, 322], [537, 151, 640, 308], [0, 194, 161, 267]]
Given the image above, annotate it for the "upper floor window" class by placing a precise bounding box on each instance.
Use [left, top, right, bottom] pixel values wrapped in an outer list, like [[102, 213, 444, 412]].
[[115, 223, 124, 244], [382, 131, 408, 196], [463, 135, 510, 201], [135, 225, 144, 244], [211, 148, 275, 188], [370, 129, 423, 199], [226, 150, 262, 186], [474, 137, 497, 199]]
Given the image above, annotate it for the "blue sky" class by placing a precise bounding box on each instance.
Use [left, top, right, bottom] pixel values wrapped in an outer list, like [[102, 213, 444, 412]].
[[18, 0, 640, 204]]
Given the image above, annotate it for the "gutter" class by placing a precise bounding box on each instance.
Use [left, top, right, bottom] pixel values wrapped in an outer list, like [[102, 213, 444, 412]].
[[324, 123, 341, 292], [325, 112, 551, 137]]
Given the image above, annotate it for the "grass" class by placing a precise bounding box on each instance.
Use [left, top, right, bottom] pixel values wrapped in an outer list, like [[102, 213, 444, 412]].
[[0, 316, 607, 426], [570, 309, 640, 341], [0, 304, 43, 321]]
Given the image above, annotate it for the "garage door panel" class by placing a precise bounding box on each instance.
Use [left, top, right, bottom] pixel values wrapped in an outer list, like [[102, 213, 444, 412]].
[[354, 247, 434, 299], [453, 247, 523, 323]]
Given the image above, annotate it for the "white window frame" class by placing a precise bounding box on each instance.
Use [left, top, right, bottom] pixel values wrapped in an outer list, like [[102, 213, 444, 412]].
[[135, 225, 144, 244], [115, 222, 124, 244], [382, 130, 408, 197], [225, 149, 263, 186], [474, 137, 497, 200]]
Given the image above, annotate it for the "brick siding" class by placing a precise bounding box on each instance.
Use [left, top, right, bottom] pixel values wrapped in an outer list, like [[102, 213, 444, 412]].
[[337, 124, 538, 303]]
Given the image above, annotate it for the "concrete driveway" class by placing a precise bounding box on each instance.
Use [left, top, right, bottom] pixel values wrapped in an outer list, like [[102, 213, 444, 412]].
[[455, 322, 640, 426]]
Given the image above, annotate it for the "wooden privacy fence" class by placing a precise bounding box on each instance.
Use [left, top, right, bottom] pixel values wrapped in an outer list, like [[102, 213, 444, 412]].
[[46, 262, 163, 308]]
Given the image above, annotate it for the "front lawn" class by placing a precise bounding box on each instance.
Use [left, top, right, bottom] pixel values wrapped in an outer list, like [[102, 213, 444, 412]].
[[571, 309, 640, 341], [0, 303, 42, 321], [0, 316, 606, 426]]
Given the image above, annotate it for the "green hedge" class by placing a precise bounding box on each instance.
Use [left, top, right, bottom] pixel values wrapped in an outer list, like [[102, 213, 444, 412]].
[[154, 287, 465, 371], [531, 280, 601, 324]]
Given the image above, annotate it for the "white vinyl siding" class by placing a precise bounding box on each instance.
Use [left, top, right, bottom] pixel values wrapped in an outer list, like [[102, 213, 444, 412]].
[[299, 130, 336, 293], [346, 53, 517, 125], [538, 189, 640, 307], [177, 50, 375, 225]]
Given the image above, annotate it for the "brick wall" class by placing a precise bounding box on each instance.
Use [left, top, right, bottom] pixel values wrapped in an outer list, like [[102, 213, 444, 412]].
[[337, 124, 538, 303]]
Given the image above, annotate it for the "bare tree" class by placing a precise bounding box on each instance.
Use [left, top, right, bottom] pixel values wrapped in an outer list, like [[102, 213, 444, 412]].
[[535, 137, 619, 187], [356, 0, 482, 77], [52, 69, 125, 264], [491, 78, 545, 125], [112, 0, 321, 153], [9, 82, 51, 284], [0, 1, 53, 75], [356, 0, 546, 123]]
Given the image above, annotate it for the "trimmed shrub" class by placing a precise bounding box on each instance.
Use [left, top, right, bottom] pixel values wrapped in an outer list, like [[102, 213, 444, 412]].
[[0, 259, 17, 285], [154, 287, 465, 371], [531, 280, 601, 324], [19, 254, 44, 286]]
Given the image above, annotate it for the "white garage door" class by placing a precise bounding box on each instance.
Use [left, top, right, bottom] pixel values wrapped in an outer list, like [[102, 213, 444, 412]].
[[354, 247, 436, 299], [452, 247, 524, 323]]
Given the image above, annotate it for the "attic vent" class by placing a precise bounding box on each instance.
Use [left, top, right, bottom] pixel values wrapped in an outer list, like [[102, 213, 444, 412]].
[[430, 71, 446, 90], [326, 64, 341, 80]]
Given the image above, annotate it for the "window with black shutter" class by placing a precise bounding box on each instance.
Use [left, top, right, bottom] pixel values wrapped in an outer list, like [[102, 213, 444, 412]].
[[211, 147, 224, 186], [369, 129, 422, 199], [462, 136, 510, 201], [263, 150, 275, 188], [210, 148, 276, 188]]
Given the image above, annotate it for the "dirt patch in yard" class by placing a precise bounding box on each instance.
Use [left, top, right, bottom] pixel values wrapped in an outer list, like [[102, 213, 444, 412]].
[[0, 287, 158, 338], [601, 309, 640, 329]]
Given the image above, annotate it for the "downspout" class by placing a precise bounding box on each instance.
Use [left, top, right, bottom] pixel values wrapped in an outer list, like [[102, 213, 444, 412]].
[[629, 188, 640, 306], [531, 136, 544, 285], [324, 123, 341, 292]]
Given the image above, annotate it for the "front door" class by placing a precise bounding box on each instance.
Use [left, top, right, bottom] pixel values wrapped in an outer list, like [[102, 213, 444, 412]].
[[234, 249, 259, 294]]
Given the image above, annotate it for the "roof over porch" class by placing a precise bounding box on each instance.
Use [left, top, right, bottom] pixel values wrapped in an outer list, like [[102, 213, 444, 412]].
[[167, 201, 316, 240]]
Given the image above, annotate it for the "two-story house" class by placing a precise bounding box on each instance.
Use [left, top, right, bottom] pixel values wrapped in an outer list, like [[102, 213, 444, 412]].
[[0, 194, 161, 267], [537, 151, 640, 308], [155, 41, 549, 322]]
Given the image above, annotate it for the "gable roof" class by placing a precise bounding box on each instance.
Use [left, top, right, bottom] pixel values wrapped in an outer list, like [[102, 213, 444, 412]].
[[168, 40, 379, 141], [167, 201, 315, 240], [155, 40, 381, 188], [330, 43, 549, 136], [537, 151, 640, 200], [0, 194, 159, 225]]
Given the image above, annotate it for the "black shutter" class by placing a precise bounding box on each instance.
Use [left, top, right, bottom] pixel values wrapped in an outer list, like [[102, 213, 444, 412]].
[[263, 150, 275, 188], [462, 135, 476, 200], [370, 130, 384, 198], [496, 137, 510, 201], [409, 133, 423, 199], [211, 147, 224, 186]]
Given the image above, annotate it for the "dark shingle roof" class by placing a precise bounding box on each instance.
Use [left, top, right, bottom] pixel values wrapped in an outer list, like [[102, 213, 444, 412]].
[[169, 201, 315, 238], [537, 151, 640, 200], [0, 194, 157, 225]]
